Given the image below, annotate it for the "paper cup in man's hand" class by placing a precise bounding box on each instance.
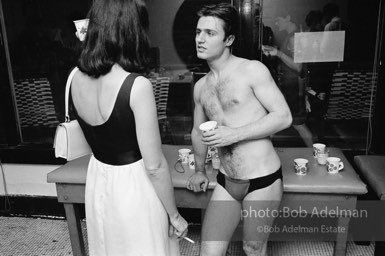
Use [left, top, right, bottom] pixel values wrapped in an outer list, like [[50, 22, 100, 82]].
[[199, 121, 217, 134]]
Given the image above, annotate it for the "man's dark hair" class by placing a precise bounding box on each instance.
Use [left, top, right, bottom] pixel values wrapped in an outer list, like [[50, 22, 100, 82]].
[[197, 3, 238, 41], [78, 0, 150, 78], [305, 10, 323, 31], [323, 3, 340, 19]]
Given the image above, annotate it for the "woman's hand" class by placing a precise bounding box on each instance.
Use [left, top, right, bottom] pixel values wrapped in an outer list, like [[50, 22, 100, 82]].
[[169, 212, 188, 239], [262, 45, 278, 56]]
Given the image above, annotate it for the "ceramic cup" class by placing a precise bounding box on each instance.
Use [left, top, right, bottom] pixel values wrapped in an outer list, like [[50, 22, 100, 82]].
[[312, 143, 326, 158], [326, 157, 344, 174], [178, 148, 191, 163], [294, 158, 309, 175]]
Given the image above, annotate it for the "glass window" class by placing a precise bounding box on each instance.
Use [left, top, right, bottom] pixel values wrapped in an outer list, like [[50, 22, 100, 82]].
[[257, 0, 381, 150], [0, 0, 383, 162], [0, 27, 8, 145], [0, 98, 8, 145], [1, 0, 91, 146]]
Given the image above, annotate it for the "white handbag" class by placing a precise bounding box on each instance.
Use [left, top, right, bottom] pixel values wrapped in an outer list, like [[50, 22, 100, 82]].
[[53, 67, 92, 161]]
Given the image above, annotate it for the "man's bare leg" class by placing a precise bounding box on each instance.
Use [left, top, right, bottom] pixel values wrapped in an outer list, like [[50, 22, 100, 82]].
[[201, 184, 242, 256], [242, 179, 283, 256]]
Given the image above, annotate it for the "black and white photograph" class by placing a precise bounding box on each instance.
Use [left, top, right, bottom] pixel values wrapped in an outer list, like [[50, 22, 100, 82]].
[[0, 0, 384, 255]]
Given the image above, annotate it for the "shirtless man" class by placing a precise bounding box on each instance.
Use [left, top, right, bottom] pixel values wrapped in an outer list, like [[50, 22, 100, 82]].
[[186, 3, 292, 256]]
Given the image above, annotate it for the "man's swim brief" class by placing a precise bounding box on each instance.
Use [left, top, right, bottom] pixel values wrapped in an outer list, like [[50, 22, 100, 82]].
[[216, 167, 283, 201]]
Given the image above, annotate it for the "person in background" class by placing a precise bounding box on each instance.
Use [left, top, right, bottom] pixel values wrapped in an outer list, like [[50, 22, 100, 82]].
[[187, 3, 292, 255], [304, 10, 329, 141], [262, 13, 315, 147], [305, 10, 324, 32], [71, 0, 188, 255], [260, 23, 279, 82], [323, 3, 345, 31], [320, 3, 346, 59], [317, 3, 347, 140]]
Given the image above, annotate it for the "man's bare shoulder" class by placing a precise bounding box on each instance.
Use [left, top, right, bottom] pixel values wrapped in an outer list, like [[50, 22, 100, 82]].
[[194, 72, 211, 91], [236, 59, 272, 81], [243, 59, 268, 71]]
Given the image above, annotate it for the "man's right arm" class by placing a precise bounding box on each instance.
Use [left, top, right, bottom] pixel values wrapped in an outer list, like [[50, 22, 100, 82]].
[[187, 81, 209, 192], [191, 107, 208, 174]]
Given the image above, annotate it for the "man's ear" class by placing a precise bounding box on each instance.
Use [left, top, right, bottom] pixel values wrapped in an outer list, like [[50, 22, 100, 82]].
[[225, 35, 235, 46]]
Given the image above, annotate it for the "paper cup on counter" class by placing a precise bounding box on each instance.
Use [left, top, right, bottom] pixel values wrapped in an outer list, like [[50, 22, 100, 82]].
[[188, 154, 195, 169], [178, 148, 191, 163], [294, 158, 308, 175], [312, 143, 326, 158], [326, 157, 344, 174]]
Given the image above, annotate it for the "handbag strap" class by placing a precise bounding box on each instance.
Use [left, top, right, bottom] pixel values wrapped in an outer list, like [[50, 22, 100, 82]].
[[64, 67, 79, 122]]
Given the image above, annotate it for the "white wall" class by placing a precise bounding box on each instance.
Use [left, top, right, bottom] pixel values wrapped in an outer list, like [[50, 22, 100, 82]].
[[0, 164, 60, 197]]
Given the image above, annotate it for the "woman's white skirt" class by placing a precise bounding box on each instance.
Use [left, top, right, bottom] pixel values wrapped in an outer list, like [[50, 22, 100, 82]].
[[85, 155, 180, 256]]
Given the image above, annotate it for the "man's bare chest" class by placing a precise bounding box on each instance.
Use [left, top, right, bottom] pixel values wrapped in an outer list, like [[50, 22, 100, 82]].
[[200, 79, 247, 118]]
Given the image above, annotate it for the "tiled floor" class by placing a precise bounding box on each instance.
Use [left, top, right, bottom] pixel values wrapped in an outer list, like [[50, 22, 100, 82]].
[[0, 216, 375, 256]]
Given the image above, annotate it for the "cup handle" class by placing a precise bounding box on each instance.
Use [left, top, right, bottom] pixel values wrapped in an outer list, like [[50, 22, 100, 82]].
[[339, 162, 344, 170]]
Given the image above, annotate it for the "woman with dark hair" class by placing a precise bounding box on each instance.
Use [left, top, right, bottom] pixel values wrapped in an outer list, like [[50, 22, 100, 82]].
[[71, 0, 188, 255]]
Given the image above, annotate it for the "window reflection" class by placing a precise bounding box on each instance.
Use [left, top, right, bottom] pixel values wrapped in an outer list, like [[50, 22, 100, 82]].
[[260, 0, 380, 149], [2, 0, 90, 144], [0, 0, 382, 153]]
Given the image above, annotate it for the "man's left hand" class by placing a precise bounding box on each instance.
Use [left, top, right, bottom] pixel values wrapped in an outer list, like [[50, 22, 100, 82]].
[[201, 125, 238, 147]]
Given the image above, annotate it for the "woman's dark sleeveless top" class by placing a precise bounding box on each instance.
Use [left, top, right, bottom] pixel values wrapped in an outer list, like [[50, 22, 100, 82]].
[[72, 73, 142, 166]]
